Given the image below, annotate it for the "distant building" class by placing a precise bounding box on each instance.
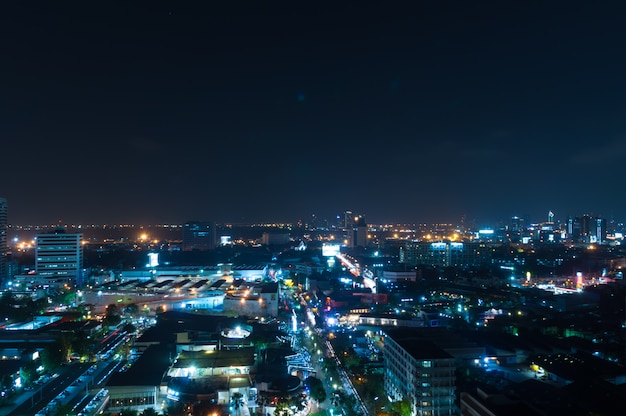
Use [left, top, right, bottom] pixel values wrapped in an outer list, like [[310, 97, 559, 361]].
[[567, 214, 606, 244], [183, 221, 216, 251], [354, 215, 368, 248], [383, 329, 457, 416], [0, 197, 6, 283], [35, 227, 83, 287], [381, 270, 417, 282], [343, 210, 354, 229], [261, 232, 290, 246], [401, 241, 491, 268]]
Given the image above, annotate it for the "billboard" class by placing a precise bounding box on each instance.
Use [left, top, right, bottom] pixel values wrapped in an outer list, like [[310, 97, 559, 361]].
[[322, 243, 341, 257]]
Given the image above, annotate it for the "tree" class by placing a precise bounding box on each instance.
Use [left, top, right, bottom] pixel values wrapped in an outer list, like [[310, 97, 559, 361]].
[[304, 376, 327, 404], [1, 373, 12, 390], [120, 408, 139, 416], [20, 360, 38, 385], [141, 408, 159, 416], [72, 330, 91, 359], [52, 403, 76, 416], [124, 303, 139, 317], [230, 392, 245, 416], [104, 303, 122, 326], [390, 399, 412, 416], [273, 399, 291, 416], [41, 339, 66, 370], [166, 401, 186, 416], [341, 347, 361, 371]]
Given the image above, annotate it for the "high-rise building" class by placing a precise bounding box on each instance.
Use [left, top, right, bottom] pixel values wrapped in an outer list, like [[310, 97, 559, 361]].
[[383, 329, 457, 415], [354, 214, 368, 247], [510, 215, 524, 232], [343, 210, 354, 229], [401, 241, 491, 268], [35, 226, 83, 287], [594, 217, 607, 243], [567, 214, 606, 244], [182, 221, 216, 251], [0, 197, 7, 283]]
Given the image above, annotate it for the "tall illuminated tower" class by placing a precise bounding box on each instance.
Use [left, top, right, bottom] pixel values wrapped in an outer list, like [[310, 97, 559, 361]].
[[0, 197, 7, 283]]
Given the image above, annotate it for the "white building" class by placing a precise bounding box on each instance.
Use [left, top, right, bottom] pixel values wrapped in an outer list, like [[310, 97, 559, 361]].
[[383, 329, 457, 416], [35, 227, 83, 287]]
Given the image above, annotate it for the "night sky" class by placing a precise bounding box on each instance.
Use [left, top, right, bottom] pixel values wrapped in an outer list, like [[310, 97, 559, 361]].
[[2, 2, 626, 226]]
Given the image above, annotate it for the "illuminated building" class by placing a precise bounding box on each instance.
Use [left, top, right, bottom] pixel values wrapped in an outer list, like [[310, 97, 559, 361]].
[[343, 210, 354, 229], [166, 347, 256, 404], [568, 214, 606, 244], [401, 241, 491, 268], [223, 282, 280, 317], [383, 329, 456, 416], [35, 226, 83, 287], [0, 197, 6, 283]]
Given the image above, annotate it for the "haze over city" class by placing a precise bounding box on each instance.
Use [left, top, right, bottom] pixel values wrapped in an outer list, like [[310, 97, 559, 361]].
[[2, 3, 626, 226]]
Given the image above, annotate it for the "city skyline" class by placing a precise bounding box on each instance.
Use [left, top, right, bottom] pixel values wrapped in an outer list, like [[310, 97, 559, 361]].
[[1, 205, 621, 233], [2, 3, 626, 225]]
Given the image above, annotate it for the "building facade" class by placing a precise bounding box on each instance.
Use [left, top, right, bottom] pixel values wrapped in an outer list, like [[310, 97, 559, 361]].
[[383, 329, 457, 416], [401, 241, 491, 268], [35, 227, 83, 287], [0, 197, 6, 284]]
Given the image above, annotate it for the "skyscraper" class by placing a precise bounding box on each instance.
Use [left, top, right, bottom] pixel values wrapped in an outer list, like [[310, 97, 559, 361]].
[[343, 210, 354, 229], [567, 214, 606, 244], [0, 197, 7, 283]]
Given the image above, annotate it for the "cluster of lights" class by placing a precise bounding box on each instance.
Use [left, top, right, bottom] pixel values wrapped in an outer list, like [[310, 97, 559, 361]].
[[12, 237, 35, 251]]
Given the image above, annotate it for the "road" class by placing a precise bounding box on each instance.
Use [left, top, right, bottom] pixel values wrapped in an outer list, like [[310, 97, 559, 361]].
[[5, 362, 91, 416], [4, 357, 124, 416]]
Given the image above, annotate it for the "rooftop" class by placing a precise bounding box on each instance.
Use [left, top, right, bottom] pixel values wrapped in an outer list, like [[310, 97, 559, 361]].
[[107, 343, 174, 386], [384, 328, 454, 360]]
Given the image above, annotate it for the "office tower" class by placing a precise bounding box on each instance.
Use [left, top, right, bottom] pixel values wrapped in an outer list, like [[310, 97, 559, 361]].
[[35, 226, 83, 287], [182, 221, 216, 251], [580, 214, 593, 243], [511, 215, 523, 232], [343, 210, 354, 229], [594, 217, 607, 243], [568, 214, 606, 244], [354, 214, 368, 247], [383, 329, 457, 415], [0, 197, 7, 283]]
